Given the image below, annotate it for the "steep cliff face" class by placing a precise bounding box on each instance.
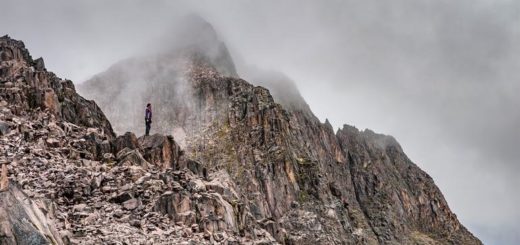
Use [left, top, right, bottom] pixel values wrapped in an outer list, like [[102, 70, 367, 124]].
[[0, 35, 278, 244], [78, 20, 481, 244]]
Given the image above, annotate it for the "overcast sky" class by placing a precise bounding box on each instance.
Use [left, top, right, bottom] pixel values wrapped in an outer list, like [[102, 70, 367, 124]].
[[2, 0, 519, 244]]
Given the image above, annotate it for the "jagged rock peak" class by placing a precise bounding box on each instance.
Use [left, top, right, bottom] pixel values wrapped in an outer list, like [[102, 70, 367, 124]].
[[175, 14, 221, 48], [338, 124, 403, 151], [0, 35, 115, 138], [0, 35, 43, 70], [242, 69, 316, 117], [162, 14, 238, 77]]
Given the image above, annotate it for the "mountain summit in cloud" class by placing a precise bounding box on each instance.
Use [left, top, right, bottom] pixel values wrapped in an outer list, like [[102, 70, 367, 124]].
[[74, 18, 482, 244]]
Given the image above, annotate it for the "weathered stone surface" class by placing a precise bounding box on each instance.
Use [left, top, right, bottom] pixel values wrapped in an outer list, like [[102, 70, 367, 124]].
[[0, 182, 64, 245], [0, 35, 115, 139], [0, 121, 10, 135], [186, 159, 205, 177], [122, 198, 140, 210], [0, 163, 7, 191], [0, 29, 481, 245], [110, 191, 134, 204], [138, 134, 181, 170], [113, 132, 140, 153], [117, 149, 150, 169], [79, 21, 481, 244]]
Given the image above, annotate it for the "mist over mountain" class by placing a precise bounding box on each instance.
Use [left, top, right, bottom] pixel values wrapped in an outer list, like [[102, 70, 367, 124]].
[[79, 15, 313, 141], [76, 17, 481, 244]]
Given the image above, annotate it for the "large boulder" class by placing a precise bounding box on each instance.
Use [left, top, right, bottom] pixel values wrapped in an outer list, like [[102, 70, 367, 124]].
[[113, 132, 140, 154], [117, 148, 151, 170], [138, 134, 181, 170], [0, 182, 64, 245]]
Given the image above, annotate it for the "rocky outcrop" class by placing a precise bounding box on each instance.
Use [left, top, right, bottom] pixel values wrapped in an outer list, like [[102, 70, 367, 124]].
[[138, 134, 182, 170], [113, 131, 140, 153], [335, 126, 480, 244], [0, 35, 115, 138], [240, 69, 316, 118]]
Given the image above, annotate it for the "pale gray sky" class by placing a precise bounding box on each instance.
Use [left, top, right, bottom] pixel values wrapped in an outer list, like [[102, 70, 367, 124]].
[[2, 0, 519, 244]]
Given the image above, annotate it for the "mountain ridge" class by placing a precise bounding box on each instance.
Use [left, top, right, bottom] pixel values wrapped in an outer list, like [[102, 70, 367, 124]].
[[1, 29, 481, 245], [79, 17, 481, 245]]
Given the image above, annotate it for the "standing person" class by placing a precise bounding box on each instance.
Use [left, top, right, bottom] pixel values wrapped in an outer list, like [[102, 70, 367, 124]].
[[145, 103, 152, 136]]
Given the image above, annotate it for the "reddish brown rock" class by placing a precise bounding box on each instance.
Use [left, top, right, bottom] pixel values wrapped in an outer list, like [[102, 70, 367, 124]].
[[0, 183, 64, 245], [43, 88, 59, 114], [0, 163, 7, 191], [138, 134, 181, 170], [0, 35, 115, 139]]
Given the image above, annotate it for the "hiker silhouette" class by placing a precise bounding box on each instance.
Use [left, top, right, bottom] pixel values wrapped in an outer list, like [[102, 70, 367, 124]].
[[145, 103, 152, 136]]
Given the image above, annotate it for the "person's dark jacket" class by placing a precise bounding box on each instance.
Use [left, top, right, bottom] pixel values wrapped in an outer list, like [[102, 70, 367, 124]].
[[145, 107, 152, 123]]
